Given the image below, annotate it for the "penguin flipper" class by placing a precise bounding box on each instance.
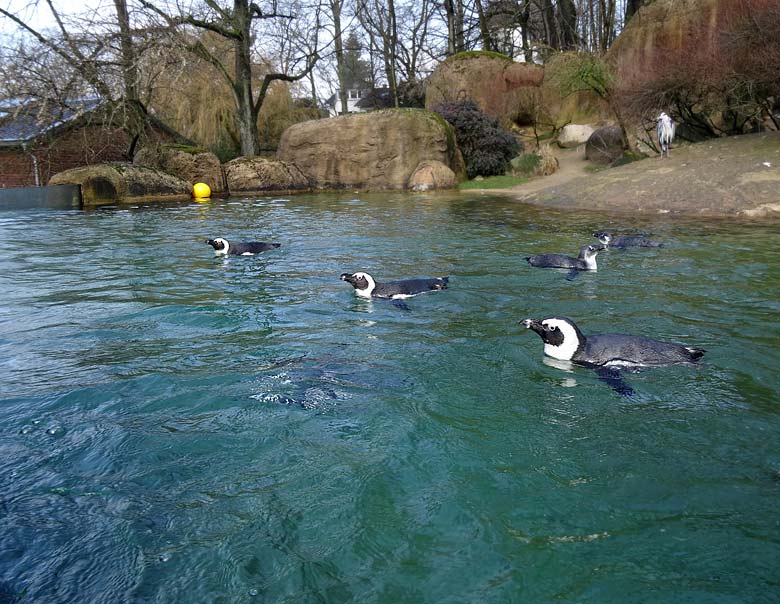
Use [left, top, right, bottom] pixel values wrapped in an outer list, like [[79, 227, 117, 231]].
[[594, 366, 635, 397], [565, 269, 580, 282], [391, 299, 411, 312]]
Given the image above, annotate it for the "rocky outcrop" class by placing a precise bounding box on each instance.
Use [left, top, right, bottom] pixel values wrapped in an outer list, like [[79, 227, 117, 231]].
[[277, 109, 465, 190], [557, 124, 595, 148], [48, 163, 190, 206], [407, 160, 458, 191], [585, 125, 625, 164], [134, 144, 226, 193], [224, 157, 311, 193], [425, 51, 543, 128], [608, 0, 718, 85]]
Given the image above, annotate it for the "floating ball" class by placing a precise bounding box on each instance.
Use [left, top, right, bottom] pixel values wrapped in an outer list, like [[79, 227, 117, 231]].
[[192, 182, 211, 198]]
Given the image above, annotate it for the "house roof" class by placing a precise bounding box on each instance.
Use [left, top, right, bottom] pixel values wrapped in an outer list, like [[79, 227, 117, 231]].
[[0, 98, 103, 144], [0, 98, 194, 147]]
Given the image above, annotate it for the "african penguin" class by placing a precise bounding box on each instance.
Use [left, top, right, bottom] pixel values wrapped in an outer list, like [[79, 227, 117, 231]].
[[340, 272, 449, 299], [593, 231, 662, 249], [521, 316, 705, 367], [205, 237, 280, 256], [526, 244, 605, 271]]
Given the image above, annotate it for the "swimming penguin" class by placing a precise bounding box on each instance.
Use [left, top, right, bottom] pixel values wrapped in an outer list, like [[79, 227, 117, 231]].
[[526, 244, 605, 271], [205, 237, 280, 255], [521, 316, 705, 367], [340, 272, 448, 299], [593, 231, 662, 249]]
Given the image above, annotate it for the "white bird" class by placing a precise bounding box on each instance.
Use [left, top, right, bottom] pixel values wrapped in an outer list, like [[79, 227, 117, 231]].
[[656, 112, 675, 158]]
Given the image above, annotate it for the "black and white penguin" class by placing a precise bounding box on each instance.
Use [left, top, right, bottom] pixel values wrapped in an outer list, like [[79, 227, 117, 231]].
[[205, 237, 280, 255], [526, 244, 605, 271], [340, 272, 449, 299], [593, 231, 662, 249], [521, 316, 705, 367]]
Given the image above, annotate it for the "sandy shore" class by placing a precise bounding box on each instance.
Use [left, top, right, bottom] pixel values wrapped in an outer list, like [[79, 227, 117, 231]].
[[474, 131, 780, 218]]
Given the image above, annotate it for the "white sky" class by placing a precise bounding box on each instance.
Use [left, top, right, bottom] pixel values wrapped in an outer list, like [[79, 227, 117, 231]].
[[1, 0, 109, 37]]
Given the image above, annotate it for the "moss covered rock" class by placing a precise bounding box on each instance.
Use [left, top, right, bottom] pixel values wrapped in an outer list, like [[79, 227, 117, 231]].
[[48, 163, 190, 206], [134, 144, 226, 194]]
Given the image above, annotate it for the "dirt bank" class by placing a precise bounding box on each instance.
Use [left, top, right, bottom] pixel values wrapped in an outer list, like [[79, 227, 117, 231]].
[[479, 131, 780, 218]]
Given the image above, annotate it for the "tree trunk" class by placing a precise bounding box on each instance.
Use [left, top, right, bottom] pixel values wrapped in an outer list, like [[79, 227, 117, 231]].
[[233, 0, 261, 156], [474, 0, 492, 51], [625, 0, 644, 24], [330, 0, 349, 114], [387, 0, 399, 107], [113, 0, 147, 159], [557, 0, 578, 50]]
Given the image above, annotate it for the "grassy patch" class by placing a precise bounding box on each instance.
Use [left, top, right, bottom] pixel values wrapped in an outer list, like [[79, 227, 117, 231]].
[[459, 175, 527, 190], [446, 50, 512, 63], [584, 163, 607, 173]]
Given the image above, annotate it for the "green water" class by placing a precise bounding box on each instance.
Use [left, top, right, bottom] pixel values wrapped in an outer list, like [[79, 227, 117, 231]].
[[0, 194, 778, 604]]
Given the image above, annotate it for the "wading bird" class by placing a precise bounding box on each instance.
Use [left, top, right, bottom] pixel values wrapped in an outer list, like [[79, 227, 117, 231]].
[[657, 112, 675, 158]]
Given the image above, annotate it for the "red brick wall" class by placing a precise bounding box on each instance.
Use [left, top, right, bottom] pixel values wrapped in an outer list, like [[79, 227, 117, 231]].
[[1, 123, 176, 188], [0, 150, 36, 187]]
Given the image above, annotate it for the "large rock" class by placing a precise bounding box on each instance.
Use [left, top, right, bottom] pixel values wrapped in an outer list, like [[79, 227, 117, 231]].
[[585, 125, 625, 164], [48, 163, 190, 206], [557, 124, 595, 148], [134, 144, 226, 193], [277, 109, 465, 190], [407, 160, 458, 191], [425, 51, 543, 128], [224, 157, 311, 193]]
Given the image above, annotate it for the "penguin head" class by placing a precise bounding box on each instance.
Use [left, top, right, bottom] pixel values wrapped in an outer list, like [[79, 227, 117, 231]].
[[578, 244, 605, 269], [521, 316, 585, 361], [592, 231, 612, 245], [658, 111, 668, 121], [340, 272, 376, 297], [206, 237, 229, 254]]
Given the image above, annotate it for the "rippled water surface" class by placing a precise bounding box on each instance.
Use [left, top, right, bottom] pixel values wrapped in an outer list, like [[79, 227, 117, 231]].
[[1, 193, 779, 604]]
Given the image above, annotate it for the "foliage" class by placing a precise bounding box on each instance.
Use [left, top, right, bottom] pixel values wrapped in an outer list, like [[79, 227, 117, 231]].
[[544, 51, 627, 148], [545, 52, 614, 101], [434, 100, 520, 179]]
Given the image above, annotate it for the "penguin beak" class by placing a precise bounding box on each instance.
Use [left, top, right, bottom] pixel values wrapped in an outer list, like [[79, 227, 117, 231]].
[[340, 273, 356, 285], [521, 318, 543, 334]]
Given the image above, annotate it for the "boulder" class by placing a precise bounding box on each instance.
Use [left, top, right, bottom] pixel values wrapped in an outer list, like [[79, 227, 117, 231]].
[[134, 144, 226, 193], [557, 124, 595, 148], [585, 125, 625, 164], [224, 157, 311, 193], [48, 163, 190, 206], [277, 109, 465, 190], [425, 51, 543, 128], [407, 160, 458, 191]]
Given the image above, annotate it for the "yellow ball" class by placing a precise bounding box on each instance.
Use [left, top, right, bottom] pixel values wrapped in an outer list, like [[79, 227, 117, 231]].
[[192, 182, 211, 198]]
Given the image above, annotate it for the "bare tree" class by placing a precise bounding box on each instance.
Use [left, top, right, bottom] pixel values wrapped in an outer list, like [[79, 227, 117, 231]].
[[137, 0, 321, 157], [0, 0, 159, 157], [356, 0, 399, 107]]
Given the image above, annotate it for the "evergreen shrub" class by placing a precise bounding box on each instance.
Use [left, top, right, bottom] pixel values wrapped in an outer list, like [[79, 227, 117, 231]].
[[433, 100, 521, 179]]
